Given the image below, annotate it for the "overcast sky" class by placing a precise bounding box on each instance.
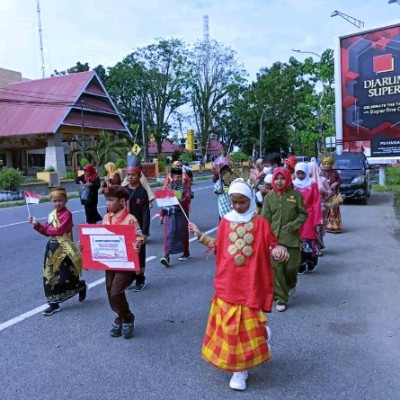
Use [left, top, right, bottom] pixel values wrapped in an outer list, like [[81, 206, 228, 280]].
[[1, 0, 400, 82]]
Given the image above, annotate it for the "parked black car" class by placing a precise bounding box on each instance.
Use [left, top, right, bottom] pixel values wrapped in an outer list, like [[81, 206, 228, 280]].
[[333, 152, 371, 204]]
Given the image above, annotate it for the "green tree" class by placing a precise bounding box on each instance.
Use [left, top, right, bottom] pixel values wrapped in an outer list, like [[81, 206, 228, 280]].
[[107, 39, 190, 158], [93, 131, 127, 167], [53, 62, 108, 85], [188, 40, 246, 161]]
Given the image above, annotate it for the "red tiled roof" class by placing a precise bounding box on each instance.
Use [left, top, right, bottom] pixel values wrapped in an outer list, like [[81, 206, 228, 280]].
[[0, 71, 127, 137], [208, 139, 224, 154], [148, 140, 181, 154]]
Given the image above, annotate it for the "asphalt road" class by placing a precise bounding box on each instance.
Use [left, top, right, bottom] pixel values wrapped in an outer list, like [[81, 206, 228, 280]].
[[1, 183, 400, 400]]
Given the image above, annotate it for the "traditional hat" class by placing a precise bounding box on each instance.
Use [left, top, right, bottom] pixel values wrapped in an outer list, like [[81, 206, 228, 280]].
[[172, 160, 183, 168], [126, 152, 142, 174], [49, 187, 67, 198], [171, 167, 183, 175], [319, 152, 335, 166], [283, 155, 297, 170], [103, 184, 129, 200]]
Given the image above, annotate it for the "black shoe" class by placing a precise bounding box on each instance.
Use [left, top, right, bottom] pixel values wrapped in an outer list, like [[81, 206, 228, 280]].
[[110, 323, 122, 337], [43, 303, 60, 316], [122, 319, 135, 339], [132, 282, 146, 292], [78, 283, 87, 302], [160, 255, 170, 267], [178, 252, 191, 261], [297, 264, 307, 275]]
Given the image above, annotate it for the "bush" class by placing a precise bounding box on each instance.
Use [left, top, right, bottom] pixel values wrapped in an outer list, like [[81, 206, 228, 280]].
[[44, 166, 55, 172], [80, 157, 89, 168], [231, 151, 249, 163], [63, 172, 76, 180], [180, 152, 193, 164], [0, 167, 25, 191], [157, 155, 167, 169], [115, 158, 126, 168]]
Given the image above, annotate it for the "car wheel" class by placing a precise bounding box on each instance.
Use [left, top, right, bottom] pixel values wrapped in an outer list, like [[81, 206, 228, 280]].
[[360, 198, 367, 205]]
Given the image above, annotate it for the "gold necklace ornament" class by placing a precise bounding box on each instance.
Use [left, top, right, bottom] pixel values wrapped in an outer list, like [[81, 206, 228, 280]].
[[228, 219, 255, 266]]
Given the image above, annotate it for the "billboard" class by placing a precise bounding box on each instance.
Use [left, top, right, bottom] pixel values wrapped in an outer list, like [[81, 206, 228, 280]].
[[339, 23, 400, 157]]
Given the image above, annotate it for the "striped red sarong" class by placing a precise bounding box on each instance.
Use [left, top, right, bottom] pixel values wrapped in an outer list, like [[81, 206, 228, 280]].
[[201, 297, 271, 372]]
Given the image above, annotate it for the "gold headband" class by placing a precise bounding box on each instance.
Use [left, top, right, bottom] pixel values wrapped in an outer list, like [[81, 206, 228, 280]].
[[49, 188, 67, 197]]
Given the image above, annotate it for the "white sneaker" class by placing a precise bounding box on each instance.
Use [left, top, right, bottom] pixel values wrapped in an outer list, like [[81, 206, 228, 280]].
[[266, 326, 272, 350], [276, 303, 286, 312], [289, 286, 296, 297], [229, 371, 248, 391]]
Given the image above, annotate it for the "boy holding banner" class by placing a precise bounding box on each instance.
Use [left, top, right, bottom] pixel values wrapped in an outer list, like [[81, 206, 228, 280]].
[[158, 167, 192, 267], [101, 185, 144, 338]]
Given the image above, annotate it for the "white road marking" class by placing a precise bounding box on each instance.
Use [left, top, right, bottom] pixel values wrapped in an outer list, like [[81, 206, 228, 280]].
[[0, 241, 213, 332], [0, 183, 217, 331], [0, 185, 213, 229]]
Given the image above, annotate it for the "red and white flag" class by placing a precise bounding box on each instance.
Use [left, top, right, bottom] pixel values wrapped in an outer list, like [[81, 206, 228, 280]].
[[155, 189, 179, 208], [24, 191, 42, 204]]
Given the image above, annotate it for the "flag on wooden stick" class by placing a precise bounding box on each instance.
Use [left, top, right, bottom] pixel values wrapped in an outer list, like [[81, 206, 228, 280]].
[[24, 191, 42, 204], [155, 190, 180, 208]]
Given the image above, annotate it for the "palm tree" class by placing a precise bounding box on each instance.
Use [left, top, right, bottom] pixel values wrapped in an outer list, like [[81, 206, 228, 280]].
[[93, 131, 128, 167]]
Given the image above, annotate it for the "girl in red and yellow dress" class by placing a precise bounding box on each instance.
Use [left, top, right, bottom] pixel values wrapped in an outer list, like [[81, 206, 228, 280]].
[[189, 179, 289, 391]]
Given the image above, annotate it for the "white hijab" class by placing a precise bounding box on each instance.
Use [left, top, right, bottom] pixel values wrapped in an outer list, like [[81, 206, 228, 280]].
[[224, 178, 256, 223], [293, 162, 313, 189]]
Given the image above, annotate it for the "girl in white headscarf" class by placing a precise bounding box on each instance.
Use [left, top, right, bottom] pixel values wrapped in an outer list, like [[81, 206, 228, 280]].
[[292, 163, 323, 273], [188, 178, 288, 392]]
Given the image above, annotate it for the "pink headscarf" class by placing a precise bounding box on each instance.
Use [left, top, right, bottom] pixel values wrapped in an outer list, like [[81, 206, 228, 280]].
[[308, 161, 324, 192]]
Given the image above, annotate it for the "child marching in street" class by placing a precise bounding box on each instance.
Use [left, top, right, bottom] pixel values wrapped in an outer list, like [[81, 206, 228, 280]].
[[101, 185, 144, 338], [189, 179, 289, 391], [160, 166, 192, 267], [292, 162, 323, 273], [122, 154, 150, 291], [28, 187, 86, 316], [261, 168, 308, 312]]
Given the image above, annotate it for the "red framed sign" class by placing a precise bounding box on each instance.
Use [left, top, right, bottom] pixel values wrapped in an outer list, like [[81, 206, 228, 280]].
[[78, 224, 140, 271]]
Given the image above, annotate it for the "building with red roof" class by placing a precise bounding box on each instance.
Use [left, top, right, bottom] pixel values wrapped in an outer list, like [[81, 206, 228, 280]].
[[0, 70, 129, 176]]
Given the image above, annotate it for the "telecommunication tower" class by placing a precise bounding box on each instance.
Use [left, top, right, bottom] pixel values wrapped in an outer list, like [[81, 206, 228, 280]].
[[203, 15, 210, 74], [36, 0, 46, 78]]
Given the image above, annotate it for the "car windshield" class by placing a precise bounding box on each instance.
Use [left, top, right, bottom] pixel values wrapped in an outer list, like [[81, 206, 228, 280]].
[[334, 156, 363, 169]]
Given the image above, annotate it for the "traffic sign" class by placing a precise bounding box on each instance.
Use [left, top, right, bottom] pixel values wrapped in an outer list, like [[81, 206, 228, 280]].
[[131, 144, 142, 155]]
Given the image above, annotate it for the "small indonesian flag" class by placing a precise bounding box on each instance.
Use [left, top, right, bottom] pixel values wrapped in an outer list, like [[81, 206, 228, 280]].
[[155, 189, 179, 207], [24, 191, 42, 204]]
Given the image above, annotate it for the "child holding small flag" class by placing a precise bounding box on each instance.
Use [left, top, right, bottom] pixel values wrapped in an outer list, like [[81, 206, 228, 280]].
[[28, 188, 86, 316], [159, 166, 192, 267], [188, 179, 289, 391]]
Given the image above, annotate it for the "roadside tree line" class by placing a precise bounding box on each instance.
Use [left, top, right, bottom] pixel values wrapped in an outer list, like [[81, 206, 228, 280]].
[[55, 39, 334, 162]]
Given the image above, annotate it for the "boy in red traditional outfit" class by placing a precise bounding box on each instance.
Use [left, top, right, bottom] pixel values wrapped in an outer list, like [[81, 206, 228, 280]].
[[28, 187, 86, 316], [189, 179, 289, 391], [101, 185, 144, 338]]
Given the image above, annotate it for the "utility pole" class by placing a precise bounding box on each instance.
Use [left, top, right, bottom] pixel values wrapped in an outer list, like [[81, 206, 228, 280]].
[[259, 107, 269, 158], [141, 95, 147, 162]]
